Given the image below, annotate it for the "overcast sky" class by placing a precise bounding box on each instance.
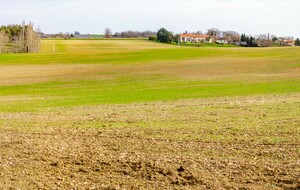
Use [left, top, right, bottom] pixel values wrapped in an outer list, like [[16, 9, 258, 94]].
[[0, 0, 299, 37]]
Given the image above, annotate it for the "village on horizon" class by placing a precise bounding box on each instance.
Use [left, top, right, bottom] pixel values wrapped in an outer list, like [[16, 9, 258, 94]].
[[41, 27, 300, 47], [1, 22, 299, 54]]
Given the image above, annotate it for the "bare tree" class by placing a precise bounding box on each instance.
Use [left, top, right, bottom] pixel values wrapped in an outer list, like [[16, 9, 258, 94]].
[[24, 22, 40, 53], [0, 31, 9, 53], [255, 34, 273, 47], [14, 21, 26, 53], [104, 28, 112, 38], [194, 31, 202, 35], [207, 28, 220, 43], [13, 22, 40, 53], [223, 31, 240, 45], [113, 30, 156, 38]]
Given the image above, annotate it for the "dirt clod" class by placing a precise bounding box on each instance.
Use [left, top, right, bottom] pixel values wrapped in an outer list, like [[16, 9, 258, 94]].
[[177, 166, 185, 173]]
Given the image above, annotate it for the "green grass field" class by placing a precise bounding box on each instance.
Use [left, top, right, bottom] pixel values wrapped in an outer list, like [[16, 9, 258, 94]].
[[0, 39, 299, 189], [0, 39, 299, 112]]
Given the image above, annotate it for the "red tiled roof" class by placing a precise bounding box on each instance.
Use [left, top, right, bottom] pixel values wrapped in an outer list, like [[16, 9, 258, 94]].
[[180, 34, 210, 38]]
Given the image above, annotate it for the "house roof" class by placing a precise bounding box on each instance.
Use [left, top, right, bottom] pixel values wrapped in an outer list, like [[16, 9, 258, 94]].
[[217, 37, 226, 40], [180, 34, 210, 39]]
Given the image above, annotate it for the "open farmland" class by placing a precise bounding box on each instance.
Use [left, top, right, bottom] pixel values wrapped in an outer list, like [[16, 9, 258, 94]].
[[0, 40, 299, 189]]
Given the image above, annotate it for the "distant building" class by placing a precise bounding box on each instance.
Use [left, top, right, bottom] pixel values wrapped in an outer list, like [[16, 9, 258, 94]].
[[275, 38, 295, 46], [283, 40, 295, 46], [216, 37, 228, 44], [180, 34, 212, 43]]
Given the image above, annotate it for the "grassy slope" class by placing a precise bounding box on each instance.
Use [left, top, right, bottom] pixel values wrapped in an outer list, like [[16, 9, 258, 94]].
[[0, 39, 299, 112]]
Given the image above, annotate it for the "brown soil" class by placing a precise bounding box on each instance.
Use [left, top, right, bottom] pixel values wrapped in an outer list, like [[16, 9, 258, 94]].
[[0, 95, 300, 189], [1, 128, 299, 190]]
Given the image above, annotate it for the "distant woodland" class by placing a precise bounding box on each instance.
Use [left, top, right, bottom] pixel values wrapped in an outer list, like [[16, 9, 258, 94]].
[[0, 22, 40, 53]]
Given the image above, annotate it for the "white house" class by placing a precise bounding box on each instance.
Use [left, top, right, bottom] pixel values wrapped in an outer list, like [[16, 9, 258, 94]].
[[180, 34, 212, 43], [283, 40, 295, 46], [216, 37, 228, 44], [275, 38, 295, 46]]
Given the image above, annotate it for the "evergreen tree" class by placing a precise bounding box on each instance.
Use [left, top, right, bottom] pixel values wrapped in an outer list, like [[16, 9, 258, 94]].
[[241, 34, 245, 42], [272, 36, 278, 43], [295, 38, 300, 46], [156, 28, 173, 43], [245, 36, 250, 45], [249, 36, 253, 46]]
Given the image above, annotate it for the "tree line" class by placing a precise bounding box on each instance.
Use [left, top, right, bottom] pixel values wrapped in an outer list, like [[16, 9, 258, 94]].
[[103, 28, 156, 38], [113, 30, 156, 38], [40, 26, 300, 47], [154, 28, 300, 47], [0, 22, 41, 54], [42, 29, 157, 39]]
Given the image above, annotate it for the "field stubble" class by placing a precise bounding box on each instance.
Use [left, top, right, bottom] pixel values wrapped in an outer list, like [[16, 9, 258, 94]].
[[0, 94, 299, 189]]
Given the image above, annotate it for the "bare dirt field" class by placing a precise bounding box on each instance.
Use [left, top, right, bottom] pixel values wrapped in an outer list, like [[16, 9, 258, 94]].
[[1, 94, 299, 190]]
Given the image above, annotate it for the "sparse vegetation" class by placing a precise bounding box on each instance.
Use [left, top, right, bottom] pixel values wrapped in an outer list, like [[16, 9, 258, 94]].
[[0, 22, 40, 53]]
